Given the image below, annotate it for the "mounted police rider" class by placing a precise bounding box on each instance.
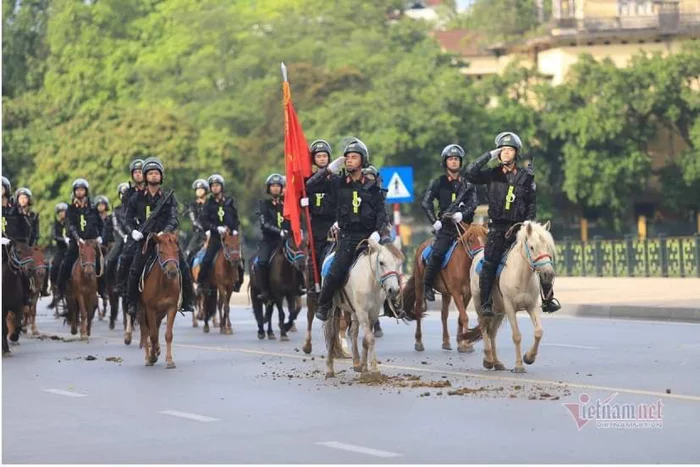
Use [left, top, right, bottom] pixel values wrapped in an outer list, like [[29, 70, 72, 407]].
[[184, 179, 209, 266], [114, 159, 146, 296], [421, 144, 478, 301], [124, 157, 195, 317], [303, 139, 338, 288], [463, 132, 561, 317], [47, 202, 69, 309], [104, 183, 129, 288], [55, 178, 104, 303], [314, 139, 392, 322], [95, 195, 113, 300], [14, 188, 40, 247], [1, 177, 33, 307], [255, 173, 291, 301], [195, 174, 244, 293]]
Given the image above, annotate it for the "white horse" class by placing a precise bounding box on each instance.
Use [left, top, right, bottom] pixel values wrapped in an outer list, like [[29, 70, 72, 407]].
[[324, 238, 403, 379], [463, 220, 556, 373]]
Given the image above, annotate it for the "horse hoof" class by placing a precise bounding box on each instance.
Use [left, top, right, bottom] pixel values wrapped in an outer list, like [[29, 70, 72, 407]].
[[268, 333, 276, 340], [483, 359, 494, 369], [302, 342, 312, 354], [415, 342, 425, 352], [124, 336, 132, 346], [225, 328, 233, 335], [149, 356, 158, 365], [166, 361, 176, 369], [458, 345, 475, 354], [109, 320, 115, 331], [325, 372, 335, 379], [2, 351, 12, 358], [21, 327, 27, 334], [494, 362, 506, 371], [220, 326, 226, 334], [281, 335, 289, 342], [32, 330, 40, 337], [145, 361, 154, 367], [203, 324, 209, 333], [374, 329, 384, 338], [290, 323, 298, 332], [513, 366, 526, 374], [71, 328, 77, 336], [353, 365, 362, 373], [442, 343, 452, 351], [523, 353, 535, 365], [257, 332, 265, 340]]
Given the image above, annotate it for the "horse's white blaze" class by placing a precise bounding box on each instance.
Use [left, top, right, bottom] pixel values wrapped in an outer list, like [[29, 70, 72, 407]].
[[43, 389, 87, 398], [316, 441, 402, 458], [158, 410, 219, 422]]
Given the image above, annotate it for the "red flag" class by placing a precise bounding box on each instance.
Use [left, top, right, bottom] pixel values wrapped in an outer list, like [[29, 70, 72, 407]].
[[282, 79, 311, 246]]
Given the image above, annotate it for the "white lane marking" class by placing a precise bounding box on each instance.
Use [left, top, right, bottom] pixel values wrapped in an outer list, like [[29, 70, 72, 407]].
[[541, 343, 599, 350], [43, 389, 87, 398], [680, 343, 700, 349], [158, 410, 219, 422], [316, 441, 402, 458]]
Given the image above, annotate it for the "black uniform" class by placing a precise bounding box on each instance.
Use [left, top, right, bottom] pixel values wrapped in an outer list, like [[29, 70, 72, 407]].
[[22, 211, 40, 246], [316, 175, 390, 310], [104, 205, 127, 284], [254, 197, 289, 296], [305, 171, 339, 280], [183, 199, 207, 265], [1, 202, 34, 305], [196, 195, 240, 285], [124, 188, 194, 312], [50, 219, 69, 287], [115, 185, 145, 295], [56, 199, 104, 295], [421, 174, 478, 293], [463, 152, 537, 311]]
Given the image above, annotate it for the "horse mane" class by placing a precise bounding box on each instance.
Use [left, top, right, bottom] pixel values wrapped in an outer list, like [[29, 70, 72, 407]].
[[382, 242, 405, 262], [462, 223, 488, 244], [515, 221, 556, 258]]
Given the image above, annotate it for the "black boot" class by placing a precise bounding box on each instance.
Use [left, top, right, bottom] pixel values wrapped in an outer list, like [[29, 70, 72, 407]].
[[256, 263, 272, 301], [115, 258, 129, 297], [179, 256, 195, 313], [540, 281, 561, 313], [422, 253, 441, 302], [233, 262, 245, 292], [126, 270, 140, 319], [41, 273, 50, 297], [315, 275, 338, 322], [479, 260, 498, 318]]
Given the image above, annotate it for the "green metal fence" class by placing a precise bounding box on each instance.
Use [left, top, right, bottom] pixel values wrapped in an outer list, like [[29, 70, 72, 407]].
[[556, 235, 700, 278]]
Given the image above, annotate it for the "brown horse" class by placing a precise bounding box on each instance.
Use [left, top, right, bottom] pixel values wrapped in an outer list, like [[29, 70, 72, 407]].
[[65, 240, 101, 339], [2, 243, 32, 356], [210, 230, 241, 335], [24, 246, 48, 336], [402, 222, 487, 353], [135, 232, 181, 368]]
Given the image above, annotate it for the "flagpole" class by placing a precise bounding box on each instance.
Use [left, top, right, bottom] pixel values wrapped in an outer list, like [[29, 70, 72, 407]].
[[281, 62, 321, 293]]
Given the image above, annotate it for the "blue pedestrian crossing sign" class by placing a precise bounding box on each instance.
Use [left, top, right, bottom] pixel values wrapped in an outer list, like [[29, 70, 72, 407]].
[[379, 166, 414, 203]]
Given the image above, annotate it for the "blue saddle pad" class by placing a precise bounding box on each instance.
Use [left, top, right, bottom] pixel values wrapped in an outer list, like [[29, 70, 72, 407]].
[[474, 245, 514, 277], [321, 252, 335, 280], [192, 249, 206, 269], [421, 240, 459, 270]]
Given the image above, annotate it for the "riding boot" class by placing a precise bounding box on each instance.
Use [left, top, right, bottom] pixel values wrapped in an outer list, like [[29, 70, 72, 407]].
[[98, 276, 106, 299], [115, 258, 129, 297], [233, 261, 245, 292], [479, 260, 498, 317], [47, 286, 58, 310], [296, 269, 306, 296], [540, 281, 561, 313], [315, 274, 338, 322], [55, 260, 71, 301], [126, 270, 140, 318], [256, 263, 272, 301], [41, 272, 50, 297], [179, 255, 195, 312], [422, 253, 442, 302]]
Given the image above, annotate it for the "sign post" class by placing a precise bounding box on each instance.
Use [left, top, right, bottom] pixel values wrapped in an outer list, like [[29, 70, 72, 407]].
[[379, 166, 414, 245]]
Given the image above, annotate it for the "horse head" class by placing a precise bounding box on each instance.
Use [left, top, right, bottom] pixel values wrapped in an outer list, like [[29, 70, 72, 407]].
[[29, 246, 47, 294], [284, 236, 306, 272], [78, 240, 99, 279], [221, 230, 241, 266], [367, 237, 403, 299], [11, 242, 34, 276], [152, 232, 180, 280], [517, 220, 556, 284], [462, 223, 488, 258]]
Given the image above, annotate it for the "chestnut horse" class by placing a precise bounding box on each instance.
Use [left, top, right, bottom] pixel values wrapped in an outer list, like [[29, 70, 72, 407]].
[[401, 222, 487, 353], [134, 232, 181, 368], [25, 246, 48, 336], [211, 230, 241, 335], [66, 240, 101, 339]]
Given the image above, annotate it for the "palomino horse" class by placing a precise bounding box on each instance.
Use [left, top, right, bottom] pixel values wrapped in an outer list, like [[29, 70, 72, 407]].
[[203, 230, 241, 335], [324, 238, 403, 379], [462, 220, 556, 373], [131, 232, 181, 368], [24, 246, 48, 336], [2, 242, 32, 356], [65, 240, 101, 339], [250, 238, 305, 341], [402, 222, 487, 353]]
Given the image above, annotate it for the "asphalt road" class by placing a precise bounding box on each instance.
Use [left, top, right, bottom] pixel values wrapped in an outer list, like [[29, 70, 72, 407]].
[[3, 300, 700, 463]]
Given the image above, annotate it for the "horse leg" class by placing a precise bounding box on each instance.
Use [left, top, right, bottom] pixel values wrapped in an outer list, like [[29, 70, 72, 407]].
[[224, 289, 233, 335], [359, 314, 376, 376], [149, 313, 161, 365], [218, 287, 226, 334], [278, 300, 289, 342], [338, 310, 351, 358], [30, 302, 39, 336], [414, 279, 425, 352], [124, 312, 133, 345], [458, 290, 473, 348], [441, 295, 451, 350], [453, 293, 474, 354], [303, 296, 314, 354], [414, 310, 424, 352], [523, 306, 543, 366], [265, 303, 275, 339], [77, 294, 88, 340], [165, 309, 176, 369], [350, 317, 361, 372], [504, 303, 524, 373]]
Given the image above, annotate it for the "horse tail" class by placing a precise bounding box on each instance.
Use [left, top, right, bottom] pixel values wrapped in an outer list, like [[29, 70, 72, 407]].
[[324, 310, 340, 358], [400, 276, 423, 321], [460, 313, 506, 344]]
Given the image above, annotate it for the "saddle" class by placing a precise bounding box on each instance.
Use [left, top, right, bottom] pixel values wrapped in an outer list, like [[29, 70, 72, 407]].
[[474, 243, 516, 278], [191, 248, 206, 269], [320, 243, 367, 284], [138, 250, 160, 291], [420, 240, 459, 270]]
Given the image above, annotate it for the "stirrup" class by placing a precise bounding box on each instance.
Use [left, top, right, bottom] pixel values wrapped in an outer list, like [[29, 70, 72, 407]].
[[424, 286, 435, 302], [481, 300, 495, 317], [542, 297, 561, 314]]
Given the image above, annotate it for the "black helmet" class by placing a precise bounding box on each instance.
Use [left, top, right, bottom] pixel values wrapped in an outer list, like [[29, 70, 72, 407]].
[[95, 195, 110, 209], [142, 157, 164, 181], [129, 159, 144, 173], [117, 182, 129, 198], [192, 179, 210, 192], [207, 174, 225, 189], [362, 165, 379, 179], [1, 176, 10, 196], [309, 139, 332, 166], [265, 173, 286, 193], [343, 139, 370, 168], [441, 144, 465, 167], [72, 178, 90, 193], [495, 132, 522, 154], [55, 202, 69, 213], [15, 187, 33, 204]]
